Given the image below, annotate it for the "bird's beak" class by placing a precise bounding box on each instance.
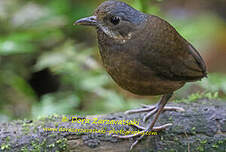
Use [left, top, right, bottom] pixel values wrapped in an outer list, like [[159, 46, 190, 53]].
[[73, 16, 97, 26]]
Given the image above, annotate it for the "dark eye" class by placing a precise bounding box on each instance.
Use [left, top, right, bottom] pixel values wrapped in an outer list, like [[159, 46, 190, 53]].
[[110, 16, 120, 25]]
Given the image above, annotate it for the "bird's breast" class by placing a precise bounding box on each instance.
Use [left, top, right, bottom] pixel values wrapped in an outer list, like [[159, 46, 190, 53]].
[[97, 33, 184, 95]]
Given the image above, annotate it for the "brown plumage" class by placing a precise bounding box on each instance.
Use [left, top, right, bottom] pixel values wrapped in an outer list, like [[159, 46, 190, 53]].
[[74, 0, 207, 150]]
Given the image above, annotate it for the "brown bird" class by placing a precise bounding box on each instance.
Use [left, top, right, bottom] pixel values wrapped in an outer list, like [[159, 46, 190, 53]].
[[74, 0, 207, 150]]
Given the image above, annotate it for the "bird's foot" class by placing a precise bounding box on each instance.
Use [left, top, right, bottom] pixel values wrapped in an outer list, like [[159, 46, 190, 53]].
[[113, 123, 172, 151], [125, 104, 185, 122], [116, 94, 183, 151]]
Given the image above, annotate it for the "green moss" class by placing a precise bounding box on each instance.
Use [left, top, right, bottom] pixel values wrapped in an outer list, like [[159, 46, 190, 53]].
[[22, 122, 31, 135], [50, 134, 57, 137], [5, 136, 10, 143], [163, 148, 168, 151], [217, 140, 223, 144], [1, 136, 11, 151], [21, 146, 29, 152], [174, 137, 179, 141], [40, 139, 47, 149], [196, 145, 204, 152], [31, 140, 41, 152], [22, 127, 30, 135], [212, 144, 219, 149], [56, 138, 67, 150], [28, 138, 68, 152], [33, 128, 37, 134], [200, 139, 207, 144], [168, 116, 173, 121], [48, 143, 55, 148], [33, 125, 38, 133], [174, 92, 219, 103], [1, 143, 10, 151], [169, 149, 176, 152], [55, 122, 59, 127], [191, 127, 196, 134]]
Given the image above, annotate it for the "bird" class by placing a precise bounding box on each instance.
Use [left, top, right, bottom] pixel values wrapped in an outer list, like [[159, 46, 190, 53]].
[[74, 0, 207, 151]]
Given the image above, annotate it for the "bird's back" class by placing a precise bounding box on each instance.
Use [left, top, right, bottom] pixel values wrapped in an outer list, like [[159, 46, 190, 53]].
[[137, 15, 207, 82]]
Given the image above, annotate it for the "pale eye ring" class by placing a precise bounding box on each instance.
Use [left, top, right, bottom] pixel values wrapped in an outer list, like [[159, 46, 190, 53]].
[[110, 16, 120, 25]]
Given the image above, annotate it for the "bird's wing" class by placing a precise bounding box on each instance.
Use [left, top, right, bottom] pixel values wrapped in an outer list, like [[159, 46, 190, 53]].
[[137, 16, 207, 81]]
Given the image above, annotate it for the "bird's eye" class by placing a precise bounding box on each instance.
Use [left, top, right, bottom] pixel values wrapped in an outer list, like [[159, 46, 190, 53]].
[[110, 16, 120, 25]]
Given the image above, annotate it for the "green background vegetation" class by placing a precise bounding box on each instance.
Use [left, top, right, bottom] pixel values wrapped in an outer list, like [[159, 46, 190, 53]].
[[0, 0, 226, 121]]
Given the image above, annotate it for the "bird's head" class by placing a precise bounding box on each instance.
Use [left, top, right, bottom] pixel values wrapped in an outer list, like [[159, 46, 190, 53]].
[[74, 0, 147, 41]]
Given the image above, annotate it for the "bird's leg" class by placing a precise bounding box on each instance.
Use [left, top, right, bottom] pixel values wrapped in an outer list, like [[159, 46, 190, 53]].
[[114, 93, 178, 151], [125, 96, 184, 122]]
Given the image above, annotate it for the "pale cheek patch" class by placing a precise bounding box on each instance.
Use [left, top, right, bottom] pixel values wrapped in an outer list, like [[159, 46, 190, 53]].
[[99, 24, 118, 39], [98, 24, 132, 43]]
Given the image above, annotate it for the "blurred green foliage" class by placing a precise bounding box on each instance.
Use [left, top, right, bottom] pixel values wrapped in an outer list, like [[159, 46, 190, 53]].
[[175, 92, 219, 103], [0, 0, 226, 121]]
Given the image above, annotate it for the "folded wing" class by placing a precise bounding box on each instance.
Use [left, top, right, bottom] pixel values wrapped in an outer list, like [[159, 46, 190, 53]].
[[138, 16, 207, 82]]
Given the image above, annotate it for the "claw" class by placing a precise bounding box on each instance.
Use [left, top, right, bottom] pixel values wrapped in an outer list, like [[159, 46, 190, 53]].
[[125, 105, 185, 123], [116, 94, 176, 151], [129, 135, 144, 151], [130, 123, 145, 130], [164, 106, 185, 112], [152, 123, 172, 131], [125, 106, 155, 114], [143, 108, 158, 122]]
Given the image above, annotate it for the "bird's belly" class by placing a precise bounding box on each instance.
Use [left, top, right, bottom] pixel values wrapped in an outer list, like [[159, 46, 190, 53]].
[[103, 55, 184, 96], [97, 31, 184, 95]]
